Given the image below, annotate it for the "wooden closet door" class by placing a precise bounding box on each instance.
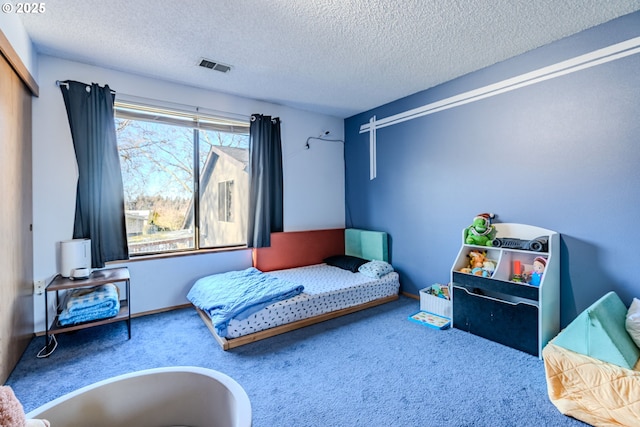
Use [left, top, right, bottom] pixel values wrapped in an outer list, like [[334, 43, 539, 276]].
[[0, 52, 34, 383]]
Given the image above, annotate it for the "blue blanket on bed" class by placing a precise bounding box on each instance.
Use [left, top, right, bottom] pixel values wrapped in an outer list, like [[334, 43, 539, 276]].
[[187, 267, 304, 337]]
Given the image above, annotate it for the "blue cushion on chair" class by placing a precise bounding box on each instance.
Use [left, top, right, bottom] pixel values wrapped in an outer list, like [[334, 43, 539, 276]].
[[553, 291, 640, 369]]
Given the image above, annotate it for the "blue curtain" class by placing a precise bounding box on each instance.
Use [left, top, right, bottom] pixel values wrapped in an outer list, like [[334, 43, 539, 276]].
[[60, 80, 129, 268], [247, 114, 283, 248]]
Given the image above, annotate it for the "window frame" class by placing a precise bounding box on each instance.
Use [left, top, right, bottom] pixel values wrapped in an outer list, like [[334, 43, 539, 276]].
[[114, 100, 250, 257]]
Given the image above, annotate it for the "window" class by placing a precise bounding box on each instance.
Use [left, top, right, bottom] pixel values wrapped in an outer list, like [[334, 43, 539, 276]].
[[114, 101, 249, 255], [218, 180, 234, 223]]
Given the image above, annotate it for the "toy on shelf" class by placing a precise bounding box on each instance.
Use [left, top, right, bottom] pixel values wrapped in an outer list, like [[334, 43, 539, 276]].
[[492, 236, 549, 252], [481, 260, 496, 277], [459, 250, 484, 274], [460, 250, 495, 277], [464, 213, 497, 247], [525, 256, 546, 286], [512, 260, 524, 282]]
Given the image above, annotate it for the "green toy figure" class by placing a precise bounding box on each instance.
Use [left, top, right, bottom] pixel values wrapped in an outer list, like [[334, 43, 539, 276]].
[[464, 213, 497, 246]]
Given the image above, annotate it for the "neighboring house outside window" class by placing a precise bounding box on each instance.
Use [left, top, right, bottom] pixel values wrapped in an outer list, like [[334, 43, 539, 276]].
[[189, 146, 248, 248], [114, 101, 249, 255]]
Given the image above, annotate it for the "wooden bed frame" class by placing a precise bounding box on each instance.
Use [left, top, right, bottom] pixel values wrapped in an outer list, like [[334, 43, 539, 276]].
[[195, 228, 399, 350]]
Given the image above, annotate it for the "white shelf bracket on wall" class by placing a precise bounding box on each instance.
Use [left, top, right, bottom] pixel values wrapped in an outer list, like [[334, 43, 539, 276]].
[[359, 36, 640, 181]]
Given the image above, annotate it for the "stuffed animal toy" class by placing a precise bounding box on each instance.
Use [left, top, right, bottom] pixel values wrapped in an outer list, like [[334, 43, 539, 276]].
[[460, 250, 486, 274], [0, 386, 50, 427], [464, 213, 497, 247], [460, 250, 496, 277], [468, 250, 485, 268], [478, 260, 496, 277]]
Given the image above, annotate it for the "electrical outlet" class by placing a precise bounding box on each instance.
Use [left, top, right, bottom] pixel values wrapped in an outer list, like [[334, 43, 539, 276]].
[[34, 279, 46, 295]]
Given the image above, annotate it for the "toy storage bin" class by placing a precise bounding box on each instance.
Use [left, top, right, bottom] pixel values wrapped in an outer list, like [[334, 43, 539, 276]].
[[452, 285, 538, 355], [419, 285, 452, 318]]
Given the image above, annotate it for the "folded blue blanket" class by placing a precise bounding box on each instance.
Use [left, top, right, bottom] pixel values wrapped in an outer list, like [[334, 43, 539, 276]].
[[58, 283, 120, 326], [187, 267, 304, 337]]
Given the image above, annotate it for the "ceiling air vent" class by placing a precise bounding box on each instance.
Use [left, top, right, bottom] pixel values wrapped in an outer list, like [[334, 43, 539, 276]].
[[198, 58, 231, 73]]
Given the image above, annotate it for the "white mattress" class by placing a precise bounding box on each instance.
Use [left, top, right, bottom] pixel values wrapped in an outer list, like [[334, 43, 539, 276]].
[[224, 263, 400, 339]]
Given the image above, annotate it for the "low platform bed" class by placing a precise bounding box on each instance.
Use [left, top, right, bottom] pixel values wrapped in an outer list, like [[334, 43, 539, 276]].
[[190, 228, 400, 350]]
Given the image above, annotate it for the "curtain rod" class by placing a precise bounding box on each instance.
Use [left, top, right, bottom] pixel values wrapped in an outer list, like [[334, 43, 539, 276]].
[[56, 80, 116, 95], [116, 93, 250, 123]]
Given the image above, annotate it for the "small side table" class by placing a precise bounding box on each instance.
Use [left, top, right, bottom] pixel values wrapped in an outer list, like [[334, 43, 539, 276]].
[[44, 267, 131, 355]]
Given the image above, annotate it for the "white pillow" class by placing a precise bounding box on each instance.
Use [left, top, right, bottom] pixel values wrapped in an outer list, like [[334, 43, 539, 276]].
[[358, 260, 394, 278], [625, 297, 640, 348]]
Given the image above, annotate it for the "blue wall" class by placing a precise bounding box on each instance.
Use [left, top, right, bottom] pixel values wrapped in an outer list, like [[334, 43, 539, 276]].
[[344, 11, 640, 327]]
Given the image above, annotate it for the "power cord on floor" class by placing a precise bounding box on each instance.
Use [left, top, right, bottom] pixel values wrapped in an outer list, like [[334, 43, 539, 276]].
[[36, 335, 57, 358]]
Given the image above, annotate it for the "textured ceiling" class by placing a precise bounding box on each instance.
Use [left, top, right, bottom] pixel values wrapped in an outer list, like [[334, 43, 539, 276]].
[[19, 0, 640, 118]]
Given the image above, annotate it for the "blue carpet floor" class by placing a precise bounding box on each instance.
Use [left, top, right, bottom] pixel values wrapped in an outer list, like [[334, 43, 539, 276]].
[[7, 296, 586, 426]]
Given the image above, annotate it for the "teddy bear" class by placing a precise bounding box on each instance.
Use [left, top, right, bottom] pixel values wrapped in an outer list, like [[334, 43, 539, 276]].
[[460, 250, 496, 277], [463, 213, 497, 247], [460, 250, 485, 274], [0, 386, 50, 427]]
